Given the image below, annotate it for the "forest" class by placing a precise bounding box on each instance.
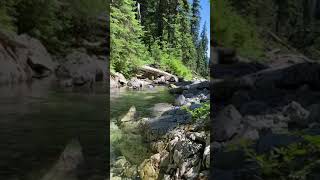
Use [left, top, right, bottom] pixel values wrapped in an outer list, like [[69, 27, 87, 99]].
[[111, 0, 209, 79], [0, 0, 107, 55]]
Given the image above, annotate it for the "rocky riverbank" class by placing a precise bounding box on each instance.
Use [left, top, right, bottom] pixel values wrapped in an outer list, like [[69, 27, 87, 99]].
[[0, 29, 107, 89], [110, 79, 210, 180], [212, 48, 320, 179]]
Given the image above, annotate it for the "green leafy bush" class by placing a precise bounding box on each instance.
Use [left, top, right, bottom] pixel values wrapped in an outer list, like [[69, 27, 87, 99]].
[[150, 41, 192, 80], [183, 102, 210, 121], [236, 135, 320, 180]]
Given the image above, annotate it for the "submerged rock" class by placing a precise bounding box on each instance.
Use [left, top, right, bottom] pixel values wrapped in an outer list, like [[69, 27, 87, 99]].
[[150, 103, 173, 117], [120, 106, 136, 123], [139, 159, 159, 180], [41, 139, 84, 180]]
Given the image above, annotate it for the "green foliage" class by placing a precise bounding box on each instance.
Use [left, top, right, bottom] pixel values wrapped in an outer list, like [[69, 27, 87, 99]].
[[235, 135, 320, 180], [150, 40, 192, 79], [212, 0, 264, 59], [197, 23, 209, 76], [110, 122, 152, 165], [191, 0, 201, 42], [0, 6, 15, 32], [111, 0, 151, 77], [183, 102, 210, 121], [0, 0, 106, 54]]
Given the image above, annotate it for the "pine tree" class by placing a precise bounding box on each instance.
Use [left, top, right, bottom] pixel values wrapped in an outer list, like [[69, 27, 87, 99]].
[[176, 0, 197, 71], [197, 22, 209, 76], [191, 0, 201, 43], [110, 0, 150, 77]]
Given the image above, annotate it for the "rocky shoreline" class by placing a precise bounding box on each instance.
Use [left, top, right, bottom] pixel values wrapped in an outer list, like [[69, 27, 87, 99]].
[[212, 48, 320, 179], [0, 29, 107, 89], [110, 77, 210, 179]]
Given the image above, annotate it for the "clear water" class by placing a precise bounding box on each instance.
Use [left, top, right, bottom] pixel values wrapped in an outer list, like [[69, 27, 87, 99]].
[[110, 86, 174, 170], [0, 79, 107, 180]]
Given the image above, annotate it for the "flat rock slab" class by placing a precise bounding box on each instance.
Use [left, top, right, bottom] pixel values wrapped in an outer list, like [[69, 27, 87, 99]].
[[144, 114, 192, 141]]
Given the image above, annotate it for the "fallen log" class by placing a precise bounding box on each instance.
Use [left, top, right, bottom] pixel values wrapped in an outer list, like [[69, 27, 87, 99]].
[[139, 65, 178, 82]]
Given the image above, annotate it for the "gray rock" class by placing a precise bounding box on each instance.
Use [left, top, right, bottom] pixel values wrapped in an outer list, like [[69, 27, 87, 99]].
[[283, 101, 310, 128], [0, 31, 56, 85], [143, 114, 191, 141], [150, 103, 173, 117], [56, 51, 106, 86], [114, 72, 127, 85], [18, 34, 56, 72], [172, 140, 202, 165], [239, 126, 259, 140], [203, 145, 210, 169], [187, 131, 206, 143], [213, 105, 242, 141], [127, 77, 144, 89], [175, 95, 186, 106], [41, 139, 84, 180]]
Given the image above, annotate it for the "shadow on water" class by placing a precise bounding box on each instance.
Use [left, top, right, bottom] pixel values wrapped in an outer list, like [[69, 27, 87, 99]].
[[0, 79, 107, 180]]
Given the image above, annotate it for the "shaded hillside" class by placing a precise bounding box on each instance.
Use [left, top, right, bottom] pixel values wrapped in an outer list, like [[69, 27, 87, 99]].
[[212, 0, 320, 60]]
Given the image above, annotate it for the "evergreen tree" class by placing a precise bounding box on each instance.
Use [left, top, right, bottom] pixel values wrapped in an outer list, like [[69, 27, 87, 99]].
[[176, 0, 197, 71], [191, 0, 201, 43], [110, 0, 150, 77], [197, 22, 209, 76]]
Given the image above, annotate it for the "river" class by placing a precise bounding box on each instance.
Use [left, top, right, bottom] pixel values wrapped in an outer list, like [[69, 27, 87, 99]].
[[110, 86, 174, 178], [0, 78, 107, 180]]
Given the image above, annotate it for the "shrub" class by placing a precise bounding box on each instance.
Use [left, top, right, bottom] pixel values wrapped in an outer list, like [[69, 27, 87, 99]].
[[150, 41, 193, 80]]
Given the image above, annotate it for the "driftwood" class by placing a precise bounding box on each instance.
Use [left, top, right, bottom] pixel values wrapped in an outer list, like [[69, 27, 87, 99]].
[[139, 65, 178, 82]]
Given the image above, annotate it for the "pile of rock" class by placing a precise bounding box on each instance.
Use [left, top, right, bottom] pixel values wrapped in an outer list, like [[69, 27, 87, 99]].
[[212, 54, 320, 179], [139, 128, 210, 180]]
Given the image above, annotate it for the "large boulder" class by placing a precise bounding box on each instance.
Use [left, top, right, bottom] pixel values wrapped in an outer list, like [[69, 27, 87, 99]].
[[143, 109, 192, 141], [0, 43, 31, 84], [0, 30, 56, 85], [56, 51, 106, 86], [18, 34, 56, 73], [213, 105, 243, 141], [110, 72, 127, 88]]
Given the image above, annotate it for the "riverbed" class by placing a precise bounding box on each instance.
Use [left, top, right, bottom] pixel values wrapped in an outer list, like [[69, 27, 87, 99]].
[[110, 86, 174, 177]]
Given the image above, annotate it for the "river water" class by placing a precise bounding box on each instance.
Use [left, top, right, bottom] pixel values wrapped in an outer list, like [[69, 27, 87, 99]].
[[110, 86, 174, 176], [0, 79, 107, 180]]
